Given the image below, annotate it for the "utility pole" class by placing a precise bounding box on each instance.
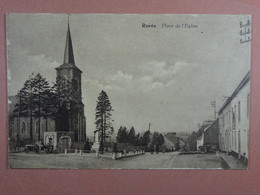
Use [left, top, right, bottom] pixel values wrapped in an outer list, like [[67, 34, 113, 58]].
[[211, 101, 216, 120]]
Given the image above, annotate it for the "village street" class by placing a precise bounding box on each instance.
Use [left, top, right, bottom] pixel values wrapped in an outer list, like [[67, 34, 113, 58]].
[[9, 152, 229, 169]]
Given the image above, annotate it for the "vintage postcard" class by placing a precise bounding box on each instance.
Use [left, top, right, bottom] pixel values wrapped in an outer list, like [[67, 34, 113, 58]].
[[7, 14, 251, 169]]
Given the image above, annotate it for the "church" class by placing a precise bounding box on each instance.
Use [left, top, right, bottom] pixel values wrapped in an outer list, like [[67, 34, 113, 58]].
[[8, 19, 86, 151]]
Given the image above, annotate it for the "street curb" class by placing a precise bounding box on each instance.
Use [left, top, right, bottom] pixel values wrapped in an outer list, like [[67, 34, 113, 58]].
[[219, 156, 231, 170]]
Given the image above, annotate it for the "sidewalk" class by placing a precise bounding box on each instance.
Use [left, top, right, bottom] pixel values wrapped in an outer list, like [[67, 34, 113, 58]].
[[216, 152, 248, 169]]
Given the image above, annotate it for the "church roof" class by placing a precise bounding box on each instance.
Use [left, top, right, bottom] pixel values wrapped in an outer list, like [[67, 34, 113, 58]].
[[56, 21, 82, 73]]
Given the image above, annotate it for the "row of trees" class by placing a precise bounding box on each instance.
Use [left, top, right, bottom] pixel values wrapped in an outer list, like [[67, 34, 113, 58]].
[[116, 127, 165, 148], [93, 90, 167, 153], [93, 90, 166, 151], [11, 73, 75, 141]]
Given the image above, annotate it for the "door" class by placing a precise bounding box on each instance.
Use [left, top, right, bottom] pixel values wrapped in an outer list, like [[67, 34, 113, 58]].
[[238, 130, 241, 156]]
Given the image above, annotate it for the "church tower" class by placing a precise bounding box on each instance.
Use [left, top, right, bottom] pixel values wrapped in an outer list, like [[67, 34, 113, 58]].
[[55, 17, 86, 142]]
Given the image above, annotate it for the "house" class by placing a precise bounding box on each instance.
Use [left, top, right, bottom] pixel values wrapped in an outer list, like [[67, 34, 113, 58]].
[[196, 119, 219, 151], [164, 132, 185, 151], [164, 132, 177, 150], [218, 71, 250, 160], [197, 135, 203, 151], [203, 120, 219, 148]]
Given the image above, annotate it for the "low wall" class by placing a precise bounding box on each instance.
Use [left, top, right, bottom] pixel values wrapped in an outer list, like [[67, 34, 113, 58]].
[[64, 148, 145, 160], [113, 150, 145, 160]]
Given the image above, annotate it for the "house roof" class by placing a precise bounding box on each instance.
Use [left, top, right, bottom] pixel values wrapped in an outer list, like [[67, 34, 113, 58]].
[[218, 71, 250, 114], [203, 119, 218, 133]]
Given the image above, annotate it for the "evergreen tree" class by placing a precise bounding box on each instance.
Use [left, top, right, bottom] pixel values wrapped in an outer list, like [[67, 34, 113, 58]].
[[13, 73, 52, 141], [158, 134, 165, 146], [187, 131, 198, 151], [95, 90, 113, 150], [116, 126, 128, 143], [32, 73, 52, 140], [13, 78, 34, 141], [50, 76, 75, 131], [135, 133, 141, 146], [152, 131, 160, 145], [116, 126, 123, 143], [128, 127, 136, 145], [51, 76, 73, 111], [142, 130, 151, 146]]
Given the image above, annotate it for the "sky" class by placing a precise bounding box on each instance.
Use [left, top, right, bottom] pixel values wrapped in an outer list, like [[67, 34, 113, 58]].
[[6, 14, 251, 136]]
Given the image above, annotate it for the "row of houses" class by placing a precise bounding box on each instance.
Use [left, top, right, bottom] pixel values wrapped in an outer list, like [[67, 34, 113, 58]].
[[218, 71, 250, 160], [197, 71, 250, 161]]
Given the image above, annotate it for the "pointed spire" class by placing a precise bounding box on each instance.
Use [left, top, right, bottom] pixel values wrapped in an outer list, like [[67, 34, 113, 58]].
[[63, 14, 75, 65]]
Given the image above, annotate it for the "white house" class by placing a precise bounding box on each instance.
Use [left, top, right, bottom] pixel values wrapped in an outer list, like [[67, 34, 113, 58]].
[[197, 134, 204, 151], [218, 71, 250, 160]]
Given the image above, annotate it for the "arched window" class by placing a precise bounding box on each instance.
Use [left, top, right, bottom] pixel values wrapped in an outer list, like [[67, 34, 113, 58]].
[[21, 121, 26, 134], [35, 120, 40, 134]]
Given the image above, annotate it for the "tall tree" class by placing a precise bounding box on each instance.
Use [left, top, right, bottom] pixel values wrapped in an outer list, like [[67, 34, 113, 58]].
[[95, 90, 113, 150], [151, 131, 160, 145], [13, 78, 33, 140], [51, 76, 73, 111], [187, 131, 198, 151], [13, 73, 52, 141], [32, 73, 52, 140], [142, 130, 151, 146], [158, 134, 165, 146], [116, 126, 128, 143], [135, 133, 141, 146], [128, 127, 136, 145], [116, 126, 123, 143], [51, 76, 74, 131]]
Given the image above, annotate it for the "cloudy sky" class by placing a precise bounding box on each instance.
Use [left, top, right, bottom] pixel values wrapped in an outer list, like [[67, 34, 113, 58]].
[[7, 14, 251, 135]]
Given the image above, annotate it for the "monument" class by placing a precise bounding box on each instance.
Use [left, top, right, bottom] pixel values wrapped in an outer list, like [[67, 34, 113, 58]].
[[91, 131, 100, 152]]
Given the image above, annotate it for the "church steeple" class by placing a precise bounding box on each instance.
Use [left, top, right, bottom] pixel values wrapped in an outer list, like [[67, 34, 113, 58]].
[[55, 14, 86, 142], [56, 14, 82, 73], [63, 15, 75, 65]]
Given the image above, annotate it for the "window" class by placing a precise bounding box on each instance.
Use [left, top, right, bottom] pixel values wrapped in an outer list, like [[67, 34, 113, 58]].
[[21, 121, 26, 134], [231, 131, 234, 146], [35, 120, 40, 134], [232, 108, 236, 130], [229, 110, 231, 128], [223, 113, 225, 128], [234, 105, 236, 122], [235, 131, 236, 149], [238, 101, 241, 122], [247, 94, 250, 119]]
